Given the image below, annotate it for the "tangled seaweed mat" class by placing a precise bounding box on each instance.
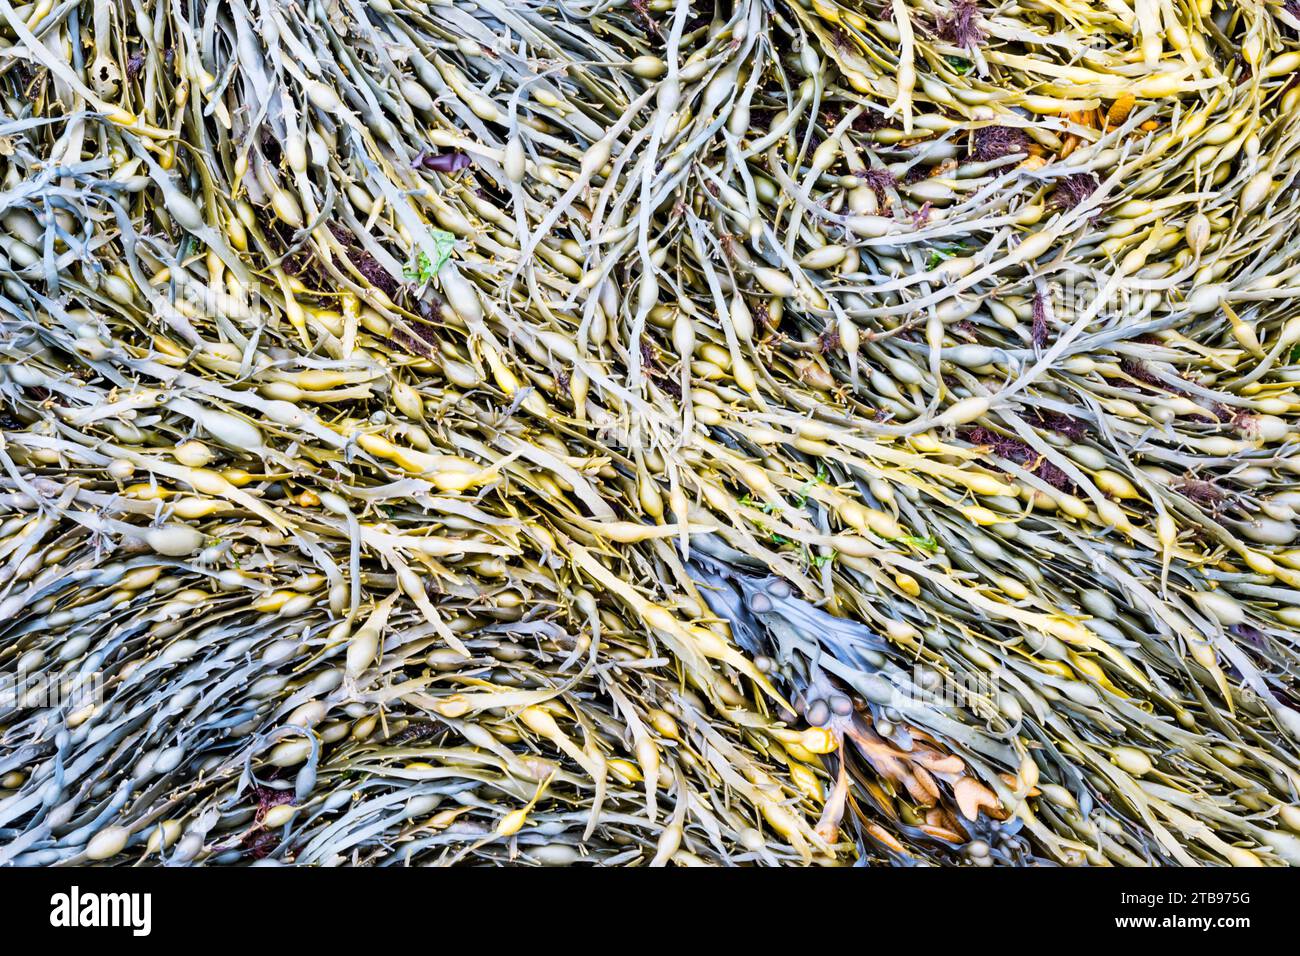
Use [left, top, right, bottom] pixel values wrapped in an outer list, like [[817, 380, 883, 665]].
[[2, 0, 1300, 866]]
